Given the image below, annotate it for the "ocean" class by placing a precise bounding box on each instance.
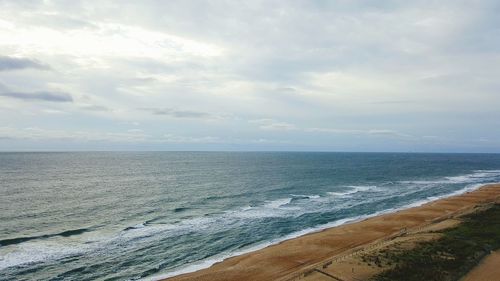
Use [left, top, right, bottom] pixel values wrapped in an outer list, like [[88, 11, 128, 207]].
[[1, 152, 500, 281]]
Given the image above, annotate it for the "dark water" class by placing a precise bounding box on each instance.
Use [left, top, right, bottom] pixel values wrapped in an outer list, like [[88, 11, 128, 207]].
[[1, 152, 500, 280]]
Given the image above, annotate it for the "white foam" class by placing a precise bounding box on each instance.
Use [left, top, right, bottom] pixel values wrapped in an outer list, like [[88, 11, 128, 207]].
[[445, 175, 473, 183], [233, 203, 293, 219], [403, 170, 500, 186], [345, 185, 377, 191], [327, 185, 377, 197], [132, 223, 146, 229], [400, 180, 447, 185], [0, 239, 91, 270], [121, 198, 303, 244], [474, 169, 500, 173], [328, 191, 354, 196], [263, 198, 292, 209], [240, 206, 253, 211]]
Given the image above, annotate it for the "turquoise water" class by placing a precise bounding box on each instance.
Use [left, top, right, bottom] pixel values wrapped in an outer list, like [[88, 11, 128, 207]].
[[1, 152, 500, 280]]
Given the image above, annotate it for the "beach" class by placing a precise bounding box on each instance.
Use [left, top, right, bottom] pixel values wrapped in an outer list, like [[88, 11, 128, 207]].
[[163, 183, 500, 281]]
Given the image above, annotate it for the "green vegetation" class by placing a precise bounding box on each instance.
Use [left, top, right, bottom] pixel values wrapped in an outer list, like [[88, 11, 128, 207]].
[[370, 204, 500, 281]]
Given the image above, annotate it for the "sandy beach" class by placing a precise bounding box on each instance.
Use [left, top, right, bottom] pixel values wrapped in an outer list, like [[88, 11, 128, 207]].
[[163, 183, 500, 281]]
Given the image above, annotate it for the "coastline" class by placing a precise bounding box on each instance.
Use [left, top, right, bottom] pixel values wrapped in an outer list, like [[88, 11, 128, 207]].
[[159, 183, 500, 281]]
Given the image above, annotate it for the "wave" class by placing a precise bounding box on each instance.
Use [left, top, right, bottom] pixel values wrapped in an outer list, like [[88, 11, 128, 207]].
[[144, 215, 364, 281], [173, 207, 191, 213], [263, 198, 292, 209], [0, 228, 91, 247], [118, 200, 301, 244], [144, 200, 414, 281], [124, 223, 146, 231], [290, 194, 321, 200], [3, 170, 499, 275], [327, 185, 377, 197], [402, 170, 500, 185], [147, 178, 498, 280]]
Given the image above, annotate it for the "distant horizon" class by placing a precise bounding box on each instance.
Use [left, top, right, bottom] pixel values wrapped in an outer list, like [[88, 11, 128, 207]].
[[1, 149, 500, 154]]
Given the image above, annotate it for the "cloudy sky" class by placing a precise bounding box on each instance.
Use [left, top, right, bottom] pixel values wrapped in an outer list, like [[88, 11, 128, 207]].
[[0, 0, 499, 152]]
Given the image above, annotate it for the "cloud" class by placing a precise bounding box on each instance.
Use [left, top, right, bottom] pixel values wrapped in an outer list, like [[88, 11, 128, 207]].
[[251, 118, 413, 138], [0, 1, 500, 152], [0, 22, 223, 61], [368, 129, 413, 138], [141, 107, 214, 119], [304, 128, 364, 134], [29, 14, 97, 31], [306, 127, 413, 138], [249, 119, 297, 131], [0, 127, 150, 142], [0, 82, 7, 92], [0, 56, 49, 71], [0, 126, 224, 144], [0, 126, 293, 147], [79, 104, 109, 111], [0, 91, 73, 102], [163, 134, 221, 143]]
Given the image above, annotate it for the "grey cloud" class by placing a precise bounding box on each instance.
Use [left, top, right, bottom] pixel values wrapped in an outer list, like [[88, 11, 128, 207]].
[[307, 127, 413, 139], [274, 87, 299, 94], [368, 100, 416, 105], [0, 127, 151, 142], [0, 1, 95, 30], [117, 58, 203, 74], [252, 119, 414, 139], [0, 91, 73, 102], [249, 119, 297, 131], [368, 129, 413, 138], [141, 107, 212, 119], [163, 134, 221, 143], [0, 82, 8, 92], [304, 128, 364, 134], [33, 15, 97, 30], [0, 56, 49, 71], [79, 104, 110, 111]]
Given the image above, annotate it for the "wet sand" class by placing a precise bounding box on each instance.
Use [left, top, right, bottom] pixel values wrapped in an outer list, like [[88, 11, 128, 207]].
[[163, 184, 500, 281]]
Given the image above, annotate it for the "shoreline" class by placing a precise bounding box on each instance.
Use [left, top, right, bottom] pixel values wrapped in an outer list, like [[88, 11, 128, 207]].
[[158, 183, 500, 281], [152, 183, 482, 280]]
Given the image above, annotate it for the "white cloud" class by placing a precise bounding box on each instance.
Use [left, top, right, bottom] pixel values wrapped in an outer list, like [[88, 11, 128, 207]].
[[304, 127, 364, 134], [163, 134, 221, 143], [250, 118, 415, 139], [367, 129, 413, 138], [0, 22, 223, 62], [249, 119, 298, 131], [0, 127, 151, 142]]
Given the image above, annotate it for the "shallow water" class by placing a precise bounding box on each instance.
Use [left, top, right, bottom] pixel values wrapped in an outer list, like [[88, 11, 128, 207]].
[[1, 152, 500, 280]]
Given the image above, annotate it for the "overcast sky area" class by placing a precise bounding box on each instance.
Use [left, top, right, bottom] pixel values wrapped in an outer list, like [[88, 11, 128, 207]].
[[0, 0, 499, 152]]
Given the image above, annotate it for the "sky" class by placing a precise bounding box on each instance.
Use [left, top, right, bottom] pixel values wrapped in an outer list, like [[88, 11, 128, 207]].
[[0, 0, 499, 152]]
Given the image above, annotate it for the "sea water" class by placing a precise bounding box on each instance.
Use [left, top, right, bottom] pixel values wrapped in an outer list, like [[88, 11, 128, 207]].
[[1, 152, 500, 280]]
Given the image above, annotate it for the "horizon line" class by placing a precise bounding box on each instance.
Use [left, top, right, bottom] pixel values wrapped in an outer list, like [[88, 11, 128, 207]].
[[1, 150, 499, 154]]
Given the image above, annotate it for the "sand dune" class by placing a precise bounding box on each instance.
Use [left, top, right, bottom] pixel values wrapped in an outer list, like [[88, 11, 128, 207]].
[[461, 250, 500, 281]]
